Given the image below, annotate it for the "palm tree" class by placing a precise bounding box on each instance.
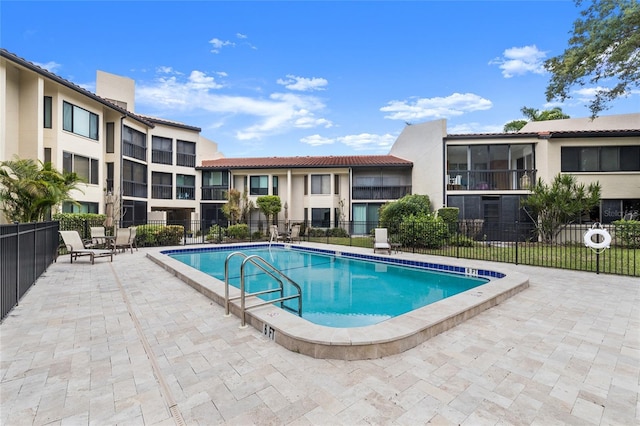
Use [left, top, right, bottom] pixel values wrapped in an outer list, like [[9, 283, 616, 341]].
[[503, 106, 570, 132], [0, 157, 83, 222]]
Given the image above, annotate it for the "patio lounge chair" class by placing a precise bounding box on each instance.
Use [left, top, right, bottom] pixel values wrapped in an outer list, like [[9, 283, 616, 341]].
[[59, 230, 113, 264], [373, 228, 391, 255], [287, 224, 301, 243], [270, 225, 285, 243], [113, 227, 137, 254], [86, 226, 107, 248]]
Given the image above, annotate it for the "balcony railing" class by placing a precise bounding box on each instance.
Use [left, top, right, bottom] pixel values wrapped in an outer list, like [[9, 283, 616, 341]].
[[152, 150, 173, 165], [123, 142, 147, 161], [123, 181, 148, 198], [151, 184, 172, 199], [202, 186, 228, 200], [177, 153, 196, 167], [446, 170, 536, 191], [352, 185, 412, 200], [177, 186, 195, 200]]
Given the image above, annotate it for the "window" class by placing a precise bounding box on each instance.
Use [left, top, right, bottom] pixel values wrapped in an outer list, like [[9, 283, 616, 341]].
[[62, 201, 98, 214], [561, 146, 640, 172], [122, 159, 147, 197], [152, 136, 173, 164], [177, 174, 195, 199], [106, 162, 114, 192], [44, 148, 51, 164], [177, 140, 196, 167], [123, 125, 147, 160], [311, 208, 330, 227], [334, 175, 340, 195], [203, 171, 228, 186], [152, 172, 172, 199], [273, 176, 279, 196], [304, 175, 308, 195], [106, 122, 114, 153], [202, 171, 228, 200], [44, 96, 52, 128], [62, 151, 99, 185], [62, 101, 98, 140], [250, 175, 269, 195], [311, 174, 331, 194]]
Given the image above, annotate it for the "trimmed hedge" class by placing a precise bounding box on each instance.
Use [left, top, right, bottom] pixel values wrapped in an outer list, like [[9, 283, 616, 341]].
[[136, 224, 184, 247]]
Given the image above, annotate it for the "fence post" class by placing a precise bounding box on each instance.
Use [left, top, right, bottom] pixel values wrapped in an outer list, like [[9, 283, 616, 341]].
[[515, 221, 519, 265], [14, 222, 20, 307]]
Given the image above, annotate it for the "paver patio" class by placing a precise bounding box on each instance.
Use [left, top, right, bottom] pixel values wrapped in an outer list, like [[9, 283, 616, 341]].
[[1, 245, 638, 425]]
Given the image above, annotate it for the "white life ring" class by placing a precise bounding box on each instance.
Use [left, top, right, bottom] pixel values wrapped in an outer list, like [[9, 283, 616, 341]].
[[583, 228, 611, 250]]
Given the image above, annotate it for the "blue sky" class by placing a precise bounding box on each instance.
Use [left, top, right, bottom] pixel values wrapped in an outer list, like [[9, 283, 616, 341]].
[[2, 1, 638, 158]]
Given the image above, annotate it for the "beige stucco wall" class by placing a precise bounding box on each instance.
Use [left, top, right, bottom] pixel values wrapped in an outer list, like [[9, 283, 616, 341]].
[[389, 119, 447, 209], [96, 70, 135, 112], [544, 136, 640, 200]]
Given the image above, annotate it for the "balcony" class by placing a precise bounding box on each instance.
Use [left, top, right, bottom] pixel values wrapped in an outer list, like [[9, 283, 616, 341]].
[[446, 170, 536, 191], [123, 142, 147, 161], [151, 184, 172, 199], [177, 153, 196, 168], [352, 185, 412, 200], [177, 186, 195, 200], [123, 181, 147, 198], [152, 150, 173, 165], [202, 186, 228, 201]]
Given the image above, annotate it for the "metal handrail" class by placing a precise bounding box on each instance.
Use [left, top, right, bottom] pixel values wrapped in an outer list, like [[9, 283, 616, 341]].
[[224, 251, 302, 327]]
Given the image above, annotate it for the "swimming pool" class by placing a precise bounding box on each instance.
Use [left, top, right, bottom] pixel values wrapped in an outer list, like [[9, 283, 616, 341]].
[[148, 243, 528, 359], [168, 246, 490, 327]]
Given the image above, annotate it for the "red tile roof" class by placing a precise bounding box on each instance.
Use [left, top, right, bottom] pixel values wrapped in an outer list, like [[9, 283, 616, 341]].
[[199, 155, 412, 169]]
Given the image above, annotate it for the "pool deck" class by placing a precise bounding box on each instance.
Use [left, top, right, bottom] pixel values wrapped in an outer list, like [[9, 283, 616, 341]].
[[1, 244, 638, 425]]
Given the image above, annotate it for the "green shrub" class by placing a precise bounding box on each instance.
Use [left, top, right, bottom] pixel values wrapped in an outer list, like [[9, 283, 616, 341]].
[[450, 234, 476, 247], [252, 231, 264, 240], [54, 213, 107, 239], [326, 227, 349, 238], [398, 213, 449, 249], [437, 207, 459, 224], [379, 194, 432, 235], [227, 224, 249, 240], [136, 224, 184, 247], [613, 219, 640, 248], [308, 227, 327, 237], [206, 225, 225, 243]]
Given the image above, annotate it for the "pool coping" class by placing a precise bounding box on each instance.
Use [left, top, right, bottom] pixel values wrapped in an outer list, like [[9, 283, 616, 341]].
[[146, 243, 529, 360]]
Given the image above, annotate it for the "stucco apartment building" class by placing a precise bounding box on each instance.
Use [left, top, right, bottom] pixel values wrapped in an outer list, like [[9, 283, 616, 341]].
[[1, 49, 221, 226], [2, 49, 639, 234]]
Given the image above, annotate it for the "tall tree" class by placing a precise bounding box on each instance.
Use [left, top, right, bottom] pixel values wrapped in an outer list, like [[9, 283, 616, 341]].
[[0, 158, 83, 223], [545, 0, 640, 117], [503, 107, 571, 132], [221, 188, 242, 224], [256, 195, 282, 224], [522, 174, 601, 243]]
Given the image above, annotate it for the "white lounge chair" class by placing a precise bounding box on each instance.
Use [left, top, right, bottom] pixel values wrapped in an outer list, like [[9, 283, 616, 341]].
[[113, 227, 137, 254], [86, 226, 107, 248], [287, 224, 301, 243], [59, 230, 113, 264], [270, 225, 285, 243], [373, 228, 392, 255]]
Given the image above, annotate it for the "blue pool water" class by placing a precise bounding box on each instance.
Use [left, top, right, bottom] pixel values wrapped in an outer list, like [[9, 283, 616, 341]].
[[167, 246, 490, 328]]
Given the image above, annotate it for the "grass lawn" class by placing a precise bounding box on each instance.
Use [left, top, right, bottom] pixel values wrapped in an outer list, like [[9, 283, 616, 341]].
[[308, 236, 639, 277]]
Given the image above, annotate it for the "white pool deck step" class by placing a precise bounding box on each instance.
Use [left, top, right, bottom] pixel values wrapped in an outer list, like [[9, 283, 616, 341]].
[[1, 243, 638, 425]]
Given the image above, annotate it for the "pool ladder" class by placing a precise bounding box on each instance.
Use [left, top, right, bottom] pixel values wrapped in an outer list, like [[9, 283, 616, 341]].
[[224, 251, 302, 328]]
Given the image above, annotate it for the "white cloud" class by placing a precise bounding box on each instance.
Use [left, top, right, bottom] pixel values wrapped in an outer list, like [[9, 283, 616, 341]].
[[209, 37, 235, 53], [156, 66, 178, 74], [34, 61, 61, 73], [236, 33, 248, 39], [301, 132, 396, 151], [277, 75, 328, 92], [448, 122, 504, 134], [300, 134, 335, 146], [137, 70, 333, 141], [380, 93, 492, 121], [489, 45, 547, 78]]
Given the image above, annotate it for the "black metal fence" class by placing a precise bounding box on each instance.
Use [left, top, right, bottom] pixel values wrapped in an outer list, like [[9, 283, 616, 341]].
[[1, 221, 59, 321], [52, 218, 639, 278]]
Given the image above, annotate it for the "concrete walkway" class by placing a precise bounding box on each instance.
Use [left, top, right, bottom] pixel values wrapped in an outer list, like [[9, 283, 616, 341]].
[[1, 247, 638, 425]]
